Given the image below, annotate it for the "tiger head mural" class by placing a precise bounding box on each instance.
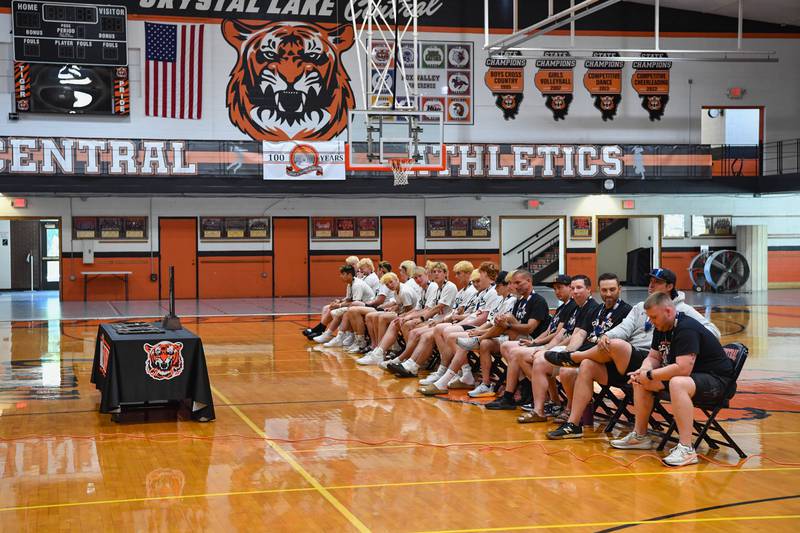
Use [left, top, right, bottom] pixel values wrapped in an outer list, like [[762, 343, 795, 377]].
[[222, 19, 356, 141], [144, 341, 184, 381]]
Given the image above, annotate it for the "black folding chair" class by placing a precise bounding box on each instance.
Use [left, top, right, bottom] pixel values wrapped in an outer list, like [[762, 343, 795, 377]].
[[592, 384, 635, 432], [655, 343, 749, 458]]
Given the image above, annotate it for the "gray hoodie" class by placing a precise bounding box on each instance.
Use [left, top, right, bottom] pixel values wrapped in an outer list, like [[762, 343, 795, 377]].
[[605, 291, 721, 350]]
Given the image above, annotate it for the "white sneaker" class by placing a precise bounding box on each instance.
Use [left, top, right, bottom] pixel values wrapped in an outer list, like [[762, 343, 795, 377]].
[[324, 333, 345, 347], [356, 352, 384, 365], [610, 431, 653, 450], [419, 369, 446, 385], [346, 342, 366, 353], [379, 357, 400, 371], [341, 332, 355, 347], [313, 331, 333, 343], [468, 383, 495, 398], [662, 443, 698, 467]]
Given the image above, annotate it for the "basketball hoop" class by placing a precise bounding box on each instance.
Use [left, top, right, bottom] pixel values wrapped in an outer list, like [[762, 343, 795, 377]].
[[389, 157, 414, 186]]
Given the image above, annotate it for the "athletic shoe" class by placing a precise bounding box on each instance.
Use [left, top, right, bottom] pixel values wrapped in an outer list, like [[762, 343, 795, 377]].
[[378, 357, 398, 371], [356, 352, 384, 366], [419, 369, 446, 386], [520, 402, 533, 412], [467, 383, 495, 398], [610, 431, 653, 450], [544, 402, 564, 418], [393, 363, 418, 378], [544, 350, 578, 367], [313, 332, 334, 343], [419, 383, 448, 396], [302, 328, 315, 339], [662, 444, 699, 467], [553, 410, 572, 424], [547, 422, 583, 439], [448, 375, 475, 389], [456, 337, 480, 350], [485, 395, 517, 410], [341, 332, 355, 347], [323, 334, 345, 348], [346, 341, 367, 353]]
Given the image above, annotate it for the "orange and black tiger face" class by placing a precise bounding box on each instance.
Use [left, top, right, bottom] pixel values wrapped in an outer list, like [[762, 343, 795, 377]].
[[144, 341, 184, 381], [222, 20, 355, 141]]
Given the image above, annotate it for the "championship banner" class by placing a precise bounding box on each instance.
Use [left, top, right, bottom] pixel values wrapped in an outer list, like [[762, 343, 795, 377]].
[[583, 52, 623, 121], [484, 51, 526, 120], [534, 51, 576, 121], [262, 141, 345, 180], [631, 52, 672, 121]]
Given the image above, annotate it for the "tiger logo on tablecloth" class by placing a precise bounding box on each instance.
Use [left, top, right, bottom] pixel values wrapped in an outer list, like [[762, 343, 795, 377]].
[[144, 341, 184, 381]]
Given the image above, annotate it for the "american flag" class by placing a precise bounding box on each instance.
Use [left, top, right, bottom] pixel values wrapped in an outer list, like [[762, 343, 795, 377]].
[[145, 22, 204, 119]]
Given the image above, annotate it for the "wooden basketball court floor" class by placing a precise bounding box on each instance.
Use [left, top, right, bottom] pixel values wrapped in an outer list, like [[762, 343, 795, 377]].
[[0, 303, 799, 531]]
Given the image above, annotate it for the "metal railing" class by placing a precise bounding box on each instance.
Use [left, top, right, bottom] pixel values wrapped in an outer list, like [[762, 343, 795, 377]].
[[711, 139, 800, 177]]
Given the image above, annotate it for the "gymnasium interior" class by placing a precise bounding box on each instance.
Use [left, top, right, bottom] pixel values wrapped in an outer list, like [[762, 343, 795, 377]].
[[0, 0, 799, 531]]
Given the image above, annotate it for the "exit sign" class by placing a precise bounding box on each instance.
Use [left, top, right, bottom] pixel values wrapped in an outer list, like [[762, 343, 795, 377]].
[[11, 198, 27, 208], [622, 199, 635, 209]]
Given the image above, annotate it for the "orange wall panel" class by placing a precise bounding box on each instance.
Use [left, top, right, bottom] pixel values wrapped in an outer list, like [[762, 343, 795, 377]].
[[62, 257, 159, 301], [566, 252, 597, 281], [310, 254, 381, 297], [661, 251, 697, 290], [198, 256, 273, 298], [768, 251, 800, 283]]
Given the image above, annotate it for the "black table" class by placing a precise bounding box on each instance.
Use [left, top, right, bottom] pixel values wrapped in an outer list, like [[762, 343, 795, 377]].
[[91, 324, 215, 422]]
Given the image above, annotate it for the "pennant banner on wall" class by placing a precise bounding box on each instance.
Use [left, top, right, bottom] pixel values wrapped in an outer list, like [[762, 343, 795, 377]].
[[631, 52, 672, 121], [484, 51, 526, 120], [262, 141, 345, 180], [583, 52, 623, 121], [534, 51, 576, 121]]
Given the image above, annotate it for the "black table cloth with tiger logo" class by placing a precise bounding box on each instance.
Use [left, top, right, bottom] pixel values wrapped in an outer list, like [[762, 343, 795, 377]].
[[91, 324, 215, 421]]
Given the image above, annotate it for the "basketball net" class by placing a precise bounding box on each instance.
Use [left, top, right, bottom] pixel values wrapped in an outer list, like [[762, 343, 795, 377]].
[[389, 158, 414, 186]]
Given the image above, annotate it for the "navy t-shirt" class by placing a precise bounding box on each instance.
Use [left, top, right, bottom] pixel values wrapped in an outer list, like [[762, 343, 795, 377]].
[[512, 292, 551, 338], [581, 299, 632, 344], [563, 298, 601, 336], [651, 313, 733, 376], [548, 299, 576, 333]]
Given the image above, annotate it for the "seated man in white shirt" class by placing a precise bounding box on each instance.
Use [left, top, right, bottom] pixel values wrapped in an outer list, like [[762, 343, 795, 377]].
[[358, 258, 381, 293], [418, 271, 517, 395], [313, 264, 375, 346], [368, 266, 438, 363], [304, 256, 360, 339], [364, 260, 418, 352], [355, 272, 419, 363], [387, 261, 472, 377]]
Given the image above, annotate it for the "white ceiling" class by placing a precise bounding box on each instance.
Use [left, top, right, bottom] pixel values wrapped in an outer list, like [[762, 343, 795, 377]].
[[628, 0, 800, 27]]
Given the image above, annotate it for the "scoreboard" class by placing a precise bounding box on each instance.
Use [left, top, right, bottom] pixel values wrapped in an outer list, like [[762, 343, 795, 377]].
[[12, 1, 127, 66]]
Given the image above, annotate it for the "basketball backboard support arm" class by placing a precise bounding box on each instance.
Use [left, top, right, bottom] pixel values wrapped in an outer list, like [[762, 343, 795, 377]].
[[483, 0, 778, 63]]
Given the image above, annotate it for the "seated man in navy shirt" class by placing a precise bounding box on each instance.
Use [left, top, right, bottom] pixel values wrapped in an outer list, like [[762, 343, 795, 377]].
[[610, 292, 735, 467]]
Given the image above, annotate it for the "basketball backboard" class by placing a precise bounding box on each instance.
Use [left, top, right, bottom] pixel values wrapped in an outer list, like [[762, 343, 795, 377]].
[[345, 109, 445, 172]]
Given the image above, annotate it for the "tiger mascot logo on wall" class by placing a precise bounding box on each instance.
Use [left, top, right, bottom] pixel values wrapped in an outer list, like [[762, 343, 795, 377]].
[[222, 19, 355, 141], [144, 341, 184, 381]]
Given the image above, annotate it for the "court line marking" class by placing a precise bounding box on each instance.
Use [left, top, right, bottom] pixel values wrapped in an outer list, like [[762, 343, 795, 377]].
[[210, 385, 371, 533], [1, 467, 796, 515], [595, 493, 800, 532], [414, 514, 800, 532]]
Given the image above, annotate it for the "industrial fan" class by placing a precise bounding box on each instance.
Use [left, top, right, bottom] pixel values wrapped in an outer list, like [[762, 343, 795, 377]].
[[688, 250, 750, 293]]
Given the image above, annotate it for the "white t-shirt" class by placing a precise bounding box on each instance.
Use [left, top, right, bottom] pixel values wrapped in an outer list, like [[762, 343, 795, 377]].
[[455, 284, 479, 312], [395, 282, 419, 310], [350, 277, 376, 303], [470, 285, 496, 318], [363, 272, 380, 293], [434, 280, 458, 316], [419, 281, 440, 309], [488, 294, 517, 325]]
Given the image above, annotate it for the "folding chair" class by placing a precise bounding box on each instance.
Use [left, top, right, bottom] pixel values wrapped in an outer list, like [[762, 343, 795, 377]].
[[592, 384, 635, 432], [655, 343, 749, 458]]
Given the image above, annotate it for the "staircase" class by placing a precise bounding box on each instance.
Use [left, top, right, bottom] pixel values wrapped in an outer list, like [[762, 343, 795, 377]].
[[598, 218, 628, 243], [503, 220, 560, 285]]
